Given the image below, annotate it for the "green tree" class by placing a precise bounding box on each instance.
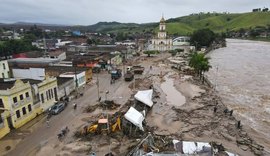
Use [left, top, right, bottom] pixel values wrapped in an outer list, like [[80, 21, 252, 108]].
[[143, 50, 159, 57], [190, 28, 216, 50], [0, 39, 39, 58], [189, 52, 211, 82], [87, 38, 95, 45], [23, 34, 37, 42]]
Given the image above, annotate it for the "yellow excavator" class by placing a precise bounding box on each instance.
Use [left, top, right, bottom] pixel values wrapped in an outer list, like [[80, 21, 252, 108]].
[[81, 117, 121, 135]]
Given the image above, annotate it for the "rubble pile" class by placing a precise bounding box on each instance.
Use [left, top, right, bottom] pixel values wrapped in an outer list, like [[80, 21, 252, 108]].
[[128, 77, 152, 90], [84, 100, 121, 113]]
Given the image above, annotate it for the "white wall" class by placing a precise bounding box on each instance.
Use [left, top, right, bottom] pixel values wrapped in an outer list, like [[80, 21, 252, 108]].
[[13, 68, 45, 80]]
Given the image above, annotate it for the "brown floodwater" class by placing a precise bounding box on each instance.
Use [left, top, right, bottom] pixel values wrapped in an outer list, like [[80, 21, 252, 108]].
[[160, 74, 186, 106], [206, 39, 270, 152]]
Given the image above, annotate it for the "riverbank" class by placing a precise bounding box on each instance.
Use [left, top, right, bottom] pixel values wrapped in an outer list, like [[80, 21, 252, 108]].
[[136, 53, 265, 155], [231, 37, 270, 42], [206, 39, 270, 154]]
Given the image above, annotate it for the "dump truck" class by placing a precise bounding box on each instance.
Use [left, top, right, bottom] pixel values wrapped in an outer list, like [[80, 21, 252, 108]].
[[133, 65, 144, 74], [124, 71, 134, 81], [111, 69, 122, 80]]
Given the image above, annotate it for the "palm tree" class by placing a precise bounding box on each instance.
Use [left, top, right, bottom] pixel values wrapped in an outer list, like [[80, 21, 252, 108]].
[[189, 52, 211, 82]]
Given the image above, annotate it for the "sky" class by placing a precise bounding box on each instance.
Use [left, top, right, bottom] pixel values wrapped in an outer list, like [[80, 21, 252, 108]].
[[0, 0, 269, 25]]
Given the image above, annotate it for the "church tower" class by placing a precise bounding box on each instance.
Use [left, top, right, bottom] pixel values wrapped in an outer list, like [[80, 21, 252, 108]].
[[158, 16, 167, 39], [149, 15, 172, 51]]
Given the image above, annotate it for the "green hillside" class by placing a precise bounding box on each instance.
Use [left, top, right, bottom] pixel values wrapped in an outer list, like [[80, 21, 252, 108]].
[[87, 12, 270, 35]]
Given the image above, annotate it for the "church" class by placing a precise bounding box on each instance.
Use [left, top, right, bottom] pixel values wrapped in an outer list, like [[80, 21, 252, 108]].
[[149, 16, 173, 51]]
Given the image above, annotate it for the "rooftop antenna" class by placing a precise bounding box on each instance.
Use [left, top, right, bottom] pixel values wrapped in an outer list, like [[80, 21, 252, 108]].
[[12, 29, 15, 39]]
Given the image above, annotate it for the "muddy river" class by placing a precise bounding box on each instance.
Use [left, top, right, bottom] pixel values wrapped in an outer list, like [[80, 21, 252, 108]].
[[206, 39, 270, 151]]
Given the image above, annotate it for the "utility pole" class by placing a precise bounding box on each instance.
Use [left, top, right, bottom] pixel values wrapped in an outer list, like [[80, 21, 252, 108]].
[[133, 74, 135, 90], [43, 36, 47, 57], [97, 73, 100, 101], [72, 59, 79, 95], [105, 91, 110, 134]]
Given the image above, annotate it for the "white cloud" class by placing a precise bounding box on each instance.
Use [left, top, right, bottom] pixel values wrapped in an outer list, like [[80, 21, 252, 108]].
[[0, 0, 269, 25]]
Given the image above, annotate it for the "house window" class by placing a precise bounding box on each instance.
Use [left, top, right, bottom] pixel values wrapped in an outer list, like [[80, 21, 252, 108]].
[[16, 110, 21, 118], [48, 90, 51, 99], [0, 99, 3, 108], [50, 89, 54, 98], [22, 107, 26, 115], [41, 93, 44, 103], [46, 91, 49, 101], [0, 115, 3, 124], [28, 104, 32, 112], [20, 94, 24, 100], [2, 73, 4, 78], [3, 63, 5, 70], [37, 93, 40, 101], [26, 92, 29, 98], [13, 97, 17, 103]]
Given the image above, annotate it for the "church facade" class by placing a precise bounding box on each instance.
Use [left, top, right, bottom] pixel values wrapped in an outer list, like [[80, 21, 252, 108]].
[[149, 16, 173, 51]]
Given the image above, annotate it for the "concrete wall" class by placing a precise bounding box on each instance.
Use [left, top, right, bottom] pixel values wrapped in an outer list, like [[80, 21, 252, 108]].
[[58, 79, 75, 99]]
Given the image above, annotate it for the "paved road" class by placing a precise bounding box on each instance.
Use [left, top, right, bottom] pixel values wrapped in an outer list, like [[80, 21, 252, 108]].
[[3, 72, 131, 156]]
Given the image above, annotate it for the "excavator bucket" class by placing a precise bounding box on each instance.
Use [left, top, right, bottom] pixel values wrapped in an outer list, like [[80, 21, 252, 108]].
[[88, 124, 98, 133], [111, 117, 121, 132]]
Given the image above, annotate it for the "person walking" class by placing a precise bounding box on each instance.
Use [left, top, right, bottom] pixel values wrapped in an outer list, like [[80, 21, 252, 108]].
[[73, 103, 77, 110], [46, 119, 50, 128]]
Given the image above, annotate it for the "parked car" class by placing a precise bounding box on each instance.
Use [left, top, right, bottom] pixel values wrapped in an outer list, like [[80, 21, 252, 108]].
[[49, 102, 66, 115]]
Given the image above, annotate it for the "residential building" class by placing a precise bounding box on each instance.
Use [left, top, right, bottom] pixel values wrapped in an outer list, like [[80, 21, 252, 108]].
[[46, 66, 92, 83], [8, 58, 60, 68], [0, 79, 36, 132], [0, 60, 10, 78], [30, 77, 58, 112], [0, 76, 58, 139], [57, 77, 75, 100], [48, 51, 66, 61], [67, 45, 89, 53], [59, 71, 86, 88]]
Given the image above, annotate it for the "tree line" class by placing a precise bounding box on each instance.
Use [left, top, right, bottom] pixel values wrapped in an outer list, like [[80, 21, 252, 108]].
[[0, 39, 39, 58]]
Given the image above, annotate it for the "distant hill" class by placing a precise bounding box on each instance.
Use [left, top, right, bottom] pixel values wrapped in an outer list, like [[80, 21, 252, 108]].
[[1, 12, 270, 35], [86, 12, 270, 35]]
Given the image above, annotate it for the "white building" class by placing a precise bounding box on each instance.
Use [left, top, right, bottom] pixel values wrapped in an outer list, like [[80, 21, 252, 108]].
[[149, 16, 173, 51], [0, 60, 10, 78], [59, 71, 86, 88], [173, 36, 190, 46], [48, 51, 66, 61]]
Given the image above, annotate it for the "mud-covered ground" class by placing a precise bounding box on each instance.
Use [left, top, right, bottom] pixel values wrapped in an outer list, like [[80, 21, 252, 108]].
[[34, 52, 266, 156]]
